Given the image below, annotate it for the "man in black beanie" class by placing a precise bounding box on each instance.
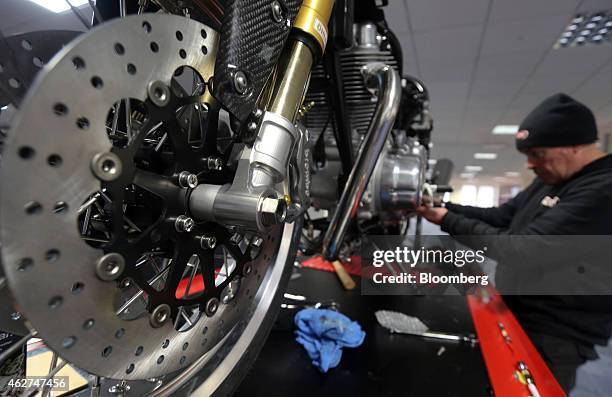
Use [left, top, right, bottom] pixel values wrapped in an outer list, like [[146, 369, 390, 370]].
[[417, 93, 612, 393]]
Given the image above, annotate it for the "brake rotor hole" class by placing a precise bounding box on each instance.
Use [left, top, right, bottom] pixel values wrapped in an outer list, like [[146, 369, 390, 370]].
[[72, 57, 86, 70], [83, 318, 95, 330], [62, 336, 76, 349], [114, 43, 125, 55], [24, 201, 42, 215], [18, 146, 35, 159], [142, 21, 152, 33], [53, 201, 68, 214], [47, 154, 62, 167], [17, 257, 34, 272], [45, 249, 60, 262], [53, 103, 68, 116], [71, 282, 84, 294], [76, 117, 90, 130], [21, 39, 32, 51], [102, 346, 113, 357], [48, 296, 63, 309], [91, 76, 103, 89]]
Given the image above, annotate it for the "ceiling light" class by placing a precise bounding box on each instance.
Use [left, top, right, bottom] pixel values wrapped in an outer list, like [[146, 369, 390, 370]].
[[465, 165, 483, 172], [492, 125, 519, 135], [505, 171, 521, 177], [27, 0, 90, 13], [460, 173, 475, 179], [474, 153, 498, 160], [555, 10, 612, 48]]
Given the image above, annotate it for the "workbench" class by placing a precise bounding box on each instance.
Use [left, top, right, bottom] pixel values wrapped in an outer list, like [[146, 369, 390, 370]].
[[236, 267, 491, 397]]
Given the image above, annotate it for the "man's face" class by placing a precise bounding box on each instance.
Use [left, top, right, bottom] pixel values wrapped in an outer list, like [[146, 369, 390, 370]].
[[523, 147, 575, 184]]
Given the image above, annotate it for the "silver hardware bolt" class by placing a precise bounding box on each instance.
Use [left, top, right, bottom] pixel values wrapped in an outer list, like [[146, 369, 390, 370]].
[[178, 171, 198, 188], [150, 304, 171, 328], [243, 263, 253, 276], [147, 80, 171, 107], [251, 236, 264, 247], [233, 71, 248, 95], [205, 298, 219, 316], [91, 152, 122, 182], [271, 1, 283, 23], [109, 381, 130, 396], [205, 157, 223, 171], [95, 253, 125, 281], [175, 215, 195, 232], [198, 235, 217, 249]]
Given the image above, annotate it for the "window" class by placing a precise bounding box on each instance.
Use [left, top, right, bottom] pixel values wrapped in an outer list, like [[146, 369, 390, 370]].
[[458, 185, 497, 207]]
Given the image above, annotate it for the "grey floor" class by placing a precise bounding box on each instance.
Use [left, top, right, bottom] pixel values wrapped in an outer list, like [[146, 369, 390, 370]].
[[572, 341, 612, 396]]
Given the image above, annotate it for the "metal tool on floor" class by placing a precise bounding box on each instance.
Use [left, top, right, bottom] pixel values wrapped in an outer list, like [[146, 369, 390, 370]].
[[281, 293, 340, 311], [375, 310, 479, 346]]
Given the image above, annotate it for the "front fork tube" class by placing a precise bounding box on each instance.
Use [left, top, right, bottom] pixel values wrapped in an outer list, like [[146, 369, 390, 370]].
[[189, 0, 335, 231]]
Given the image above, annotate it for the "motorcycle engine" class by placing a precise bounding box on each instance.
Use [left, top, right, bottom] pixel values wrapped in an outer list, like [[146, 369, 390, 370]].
[[304, 23, 427, 226]]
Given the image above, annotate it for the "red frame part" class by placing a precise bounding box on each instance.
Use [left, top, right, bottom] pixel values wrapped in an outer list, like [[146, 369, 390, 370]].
[[467, 288, 566, 397]]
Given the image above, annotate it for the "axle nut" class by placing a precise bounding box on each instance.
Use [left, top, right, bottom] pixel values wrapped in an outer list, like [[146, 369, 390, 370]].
[[259, 197, 287, 226]]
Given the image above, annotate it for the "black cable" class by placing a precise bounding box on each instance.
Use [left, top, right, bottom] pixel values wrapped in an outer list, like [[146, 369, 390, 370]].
[[313, 110, 331, 168]]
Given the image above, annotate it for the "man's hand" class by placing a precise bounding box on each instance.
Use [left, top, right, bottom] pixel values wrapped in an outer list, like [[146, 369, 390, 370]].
[[416, 206, 448, 225]]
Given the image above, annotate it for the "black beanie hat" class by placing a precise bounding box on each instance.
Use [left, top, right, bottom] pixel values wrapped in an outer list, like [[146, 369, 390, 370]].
[[515, 93, 597, 151]]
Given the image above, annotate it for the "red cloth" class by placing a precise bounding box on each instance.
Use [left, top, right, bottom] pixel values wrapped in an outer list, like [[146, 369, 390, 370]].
[[300, 255, 361, 276]]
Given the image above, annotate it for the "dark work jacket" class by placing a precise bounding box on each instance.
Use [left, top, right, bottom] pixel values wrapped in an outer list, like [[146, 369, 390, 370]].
[[441, 154, 612, 347]]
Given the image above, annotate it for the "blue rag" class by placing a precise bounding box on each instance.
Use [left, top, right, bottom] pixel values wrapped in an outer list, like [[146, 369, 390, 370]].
[[294, 308, 365, 372]]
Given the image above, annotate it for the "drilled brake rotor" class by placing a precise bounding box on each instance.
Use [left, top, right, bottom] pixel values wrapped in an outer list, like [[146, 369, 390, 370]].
[[0, 14, 282, 380]]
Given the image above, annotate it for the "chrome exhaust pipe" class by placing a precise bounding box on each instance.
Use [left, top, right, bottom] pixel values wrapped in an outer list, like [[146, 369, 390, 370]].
[[322, 62, 402, 260]]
